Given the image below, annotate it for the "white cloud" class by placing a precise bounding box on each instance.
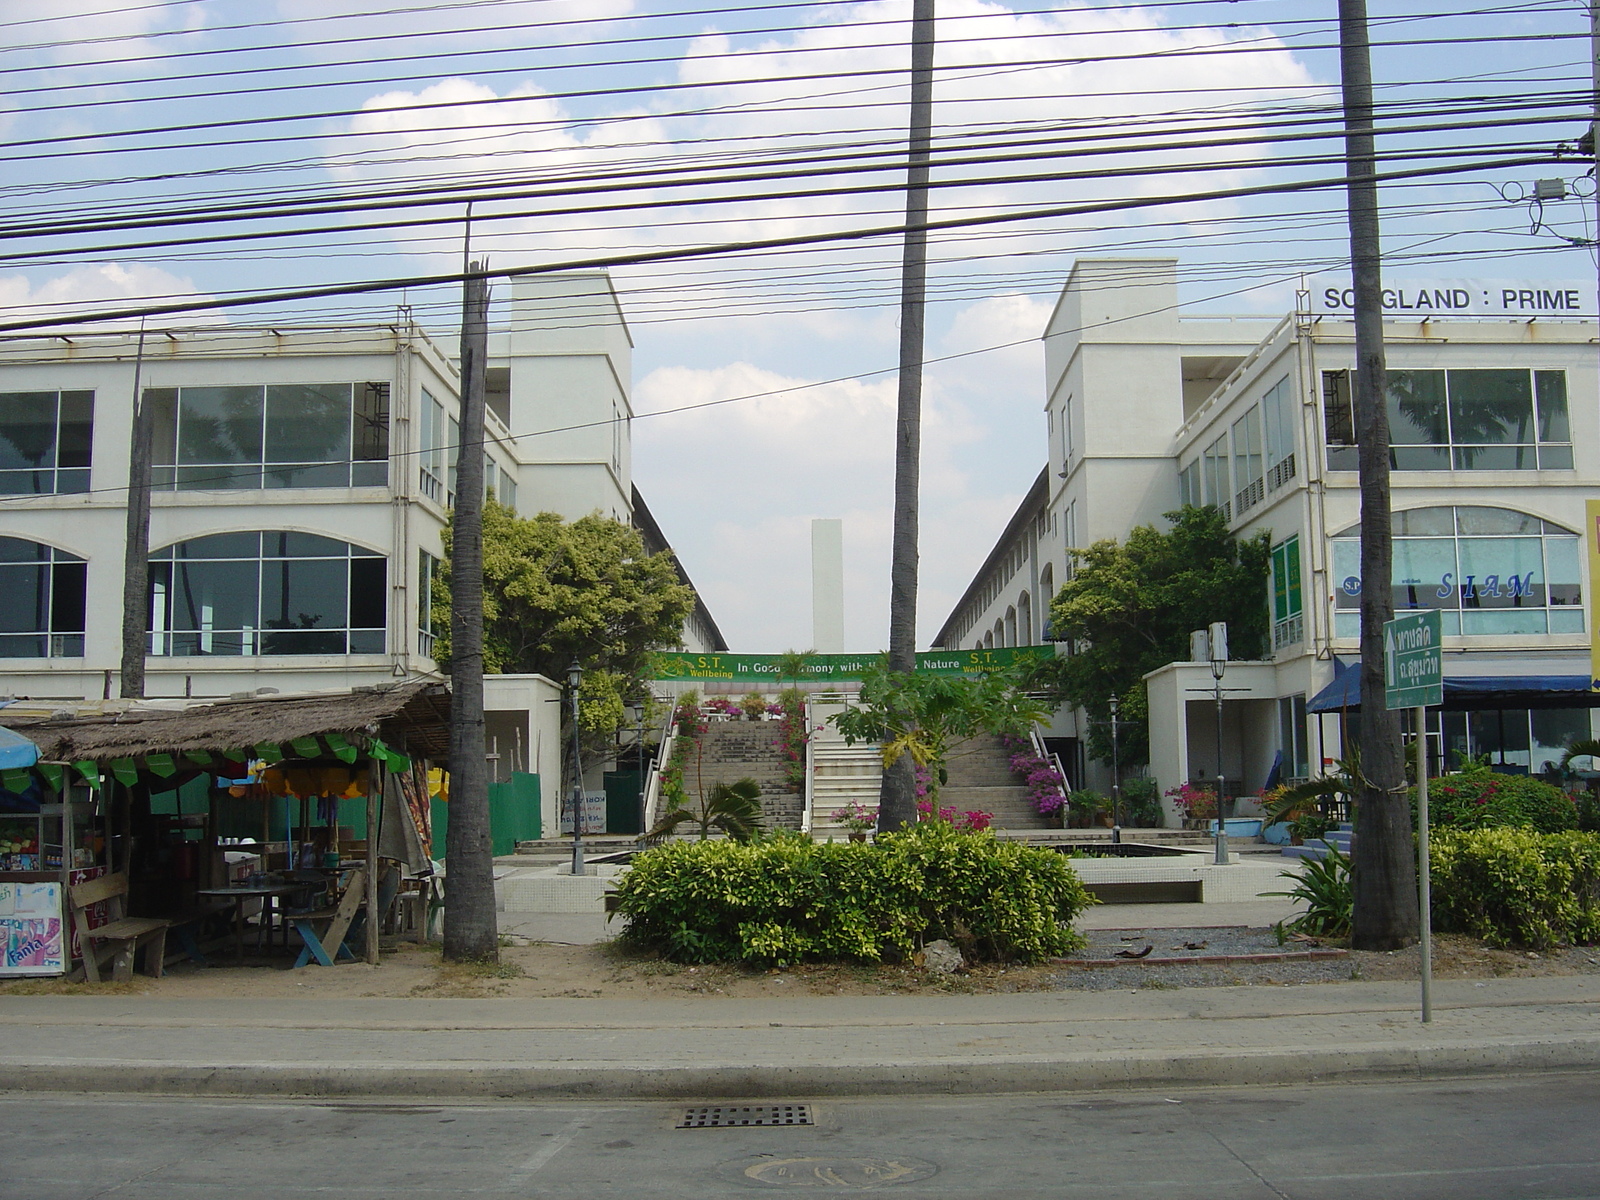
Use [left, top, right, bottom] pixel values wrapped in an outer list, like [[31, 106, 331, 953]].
[[0, 264, 218, 330]]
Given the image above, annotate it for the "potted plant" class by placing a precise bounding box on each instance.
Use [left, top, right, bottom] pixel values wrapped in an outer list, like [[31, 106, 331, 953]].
[[831, 800, 877, 842], [742, 692, 769, 721], [1165, 782, 1217, 830], [1068, 789, 1109, 829]]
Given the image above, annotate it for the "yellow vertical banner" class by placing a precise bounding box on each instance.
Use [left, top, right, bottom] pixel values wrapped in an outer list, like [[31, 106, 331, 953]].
[[1589, 499, 1600, 691]]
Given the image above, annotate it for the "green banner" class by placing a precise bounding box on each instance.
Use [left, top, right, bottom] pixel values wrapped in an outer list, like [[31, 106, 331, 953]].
[[652, 646, 1053, 683]]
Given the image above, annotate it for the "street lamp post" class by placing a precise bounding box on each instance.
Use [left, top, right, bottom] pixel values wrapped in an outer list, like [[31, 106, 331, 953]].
[[1108, 694, 1121, 844], [568, 660, 586, 876], [1208, 621, 1230, 866], [634, 700, 648, 838]]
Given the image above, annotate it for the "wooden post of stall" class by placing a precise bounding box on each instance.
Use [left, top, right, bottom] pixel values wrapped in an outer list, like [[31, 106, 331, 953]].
[[365, 764, 381, 964]]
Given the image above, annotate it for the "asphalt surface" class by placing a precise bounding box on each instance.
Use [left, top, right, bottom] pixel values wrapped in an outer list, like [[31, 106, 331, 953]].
[[2, 975, 1597, 1099], [5, 1074, 1599, 1199]]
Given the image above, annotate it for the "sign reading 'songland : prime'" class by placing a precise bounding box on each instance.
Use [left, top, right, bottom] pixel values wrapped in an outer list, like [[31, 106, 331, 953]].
[[1312, 278, 1594, 318], [1384, 609, 1443, 711]]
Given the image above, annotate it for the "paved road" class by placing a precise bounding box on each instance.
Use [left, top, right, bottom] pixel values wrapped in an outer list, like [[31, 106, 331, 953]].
[[4, 1074, 1598, 1199]]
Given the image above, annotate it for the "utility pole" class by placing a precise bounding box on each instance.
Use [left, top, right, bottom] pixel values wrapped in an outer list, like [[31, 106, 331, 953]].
[[1338, 0, 1418, 950], [442, 263, 499, 963], [119, 320, 151, 699], [880, 0, 936, 832]]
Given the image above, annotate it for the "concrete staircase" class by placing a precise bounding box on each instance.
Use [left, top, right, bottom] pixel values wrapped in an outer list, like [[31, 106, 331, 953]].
[[686, 720, 804, 832], [939, 735, 1055, 831], [1280, 822, 1353, 862], [809, 741, 884, 839]]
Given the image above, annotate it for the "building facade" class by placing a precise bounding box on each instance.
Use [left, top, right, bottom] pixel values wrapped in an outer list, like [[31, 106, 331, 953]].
[[0, 273, 719, 833], [936, 258, 1599, 821]]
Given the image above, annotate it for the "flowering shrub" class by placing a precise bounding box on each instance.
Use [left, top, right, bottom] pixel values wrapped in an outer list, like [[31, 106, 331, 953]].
[[917, 798, 993, 832], [1422, 763, 1578, 834], [1166, 782, 1217, 821], [704, 696, 741, 719], [662, 697, 709, 808], [830, 800, 877, 833], [774, 688, 809, 791], [999, 735, 1067, 817]]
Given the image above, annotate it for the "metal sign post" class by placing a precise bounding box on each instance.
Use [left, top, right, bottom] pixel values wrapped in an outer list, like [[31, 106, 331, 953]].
[[1383, 609, 1442, 1023]]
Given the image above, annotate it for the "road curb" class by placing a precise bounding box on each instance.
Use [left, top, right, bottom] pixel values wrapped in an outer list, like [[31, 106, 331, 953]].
[[5, 1036, 1600, 1100]]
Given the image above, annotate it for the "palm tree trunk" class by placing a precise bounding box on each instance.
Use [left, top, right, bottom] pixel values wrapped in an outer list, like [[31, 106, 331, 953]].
[[443, 265, 499, 962], [1339, 0, 1418, 950], [880, 0, 936, 831]]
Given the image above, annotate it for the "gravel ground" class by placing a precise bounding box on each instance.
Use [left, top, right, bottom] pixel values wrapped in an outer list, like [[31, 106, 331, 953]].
[[1047, 925, 1356, 990]]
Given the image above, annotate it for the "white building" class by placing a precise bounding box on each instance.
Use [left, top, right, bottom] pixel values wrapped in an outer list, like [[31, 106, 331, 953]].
[[0, 272, 720, 834], [936, 258, 1599, 822]]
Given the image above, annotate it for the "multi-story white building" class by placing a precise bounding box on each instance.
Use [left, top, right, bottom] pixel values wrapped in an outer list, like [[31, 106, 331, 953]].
[[0, 272, 720, 832], [936, 258, 1599, 822]]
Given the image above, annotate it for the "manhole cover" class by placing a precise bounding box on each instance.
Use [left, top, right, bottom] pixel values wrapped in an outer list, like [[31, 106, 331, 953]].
[[679, 1105, 813, 1128], [718, 1155, 938, 1188]]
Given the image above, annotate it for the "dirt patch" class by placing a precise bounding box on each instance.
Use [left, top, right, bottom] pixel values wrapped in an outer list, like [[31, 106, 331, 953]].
[[2, 931, 1596, 1001]]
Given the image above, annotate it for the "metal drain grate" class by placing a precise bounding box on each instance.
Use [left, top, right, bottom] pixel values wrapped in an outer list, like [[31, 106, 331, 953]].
[[678, 1104, 813, 1128]]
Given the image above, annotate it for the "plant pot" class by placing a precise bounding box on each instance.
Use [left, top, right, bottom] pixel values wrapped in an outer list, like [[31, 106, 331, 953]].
[[1096, 814, 1115, 828], [1290, 834, 1304, 846], [848, 832, 868, 843]]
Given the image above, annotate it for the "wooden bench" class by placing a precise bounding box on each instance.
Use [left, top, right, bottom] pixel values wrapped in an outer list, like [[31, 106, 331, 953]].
[[70, 872, 171, 982]]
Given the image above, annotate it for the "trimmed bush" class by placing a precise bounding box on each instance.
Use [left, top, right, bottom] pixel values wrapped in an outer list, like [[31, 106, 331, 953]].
[[1431, 828, 1600, 949], [612, 822, 1094, 966], [1419, 763, 1578, 834]]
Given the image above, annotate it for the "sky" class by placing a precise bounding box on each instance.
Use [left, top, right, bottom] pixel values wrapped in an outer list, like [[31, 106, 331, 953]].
[[2, 0, 1594, 652]]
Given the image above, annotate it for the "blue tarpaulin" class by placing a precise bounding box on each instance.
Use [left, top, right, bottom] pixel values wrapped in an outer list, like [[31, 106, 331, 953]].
[[1308, 666, 1597, 713], [0, 725, 40, 769]]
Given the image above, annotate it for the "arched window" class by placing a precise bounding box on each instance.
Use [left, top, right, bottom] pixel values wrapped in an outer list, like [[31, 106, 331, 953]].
[[1018, 591, 1033, 646], [150, 532, 386, 656], [1004, 607, 1017, 648], [0, 537, 85, 658], [1331, 505, 1581, 636]]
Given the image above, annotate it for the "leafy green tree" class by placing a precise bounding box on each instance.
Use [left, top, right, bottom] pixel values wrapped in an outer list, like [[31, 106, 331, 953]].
[[434, 501, 695, 739], [1036, 505, 1270, 769], [831, 662, 1048, 799]]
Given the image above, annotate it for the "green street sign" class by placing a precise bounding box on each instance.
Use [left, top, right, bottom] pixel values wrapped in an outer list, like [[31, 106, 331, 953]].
[[1384, 609, 1443, 710], [652, 646, 1053, 683]]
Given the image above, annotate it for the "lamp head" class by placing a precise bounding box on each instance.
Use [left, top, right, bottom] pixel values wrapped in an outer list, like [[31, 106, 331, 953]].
[[567, 660, 583, 689]]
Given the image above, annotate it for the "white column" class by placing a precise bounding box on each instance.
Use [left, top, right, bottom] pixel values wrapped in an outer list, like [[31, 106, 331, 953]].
[[811, 518, 845, 653]]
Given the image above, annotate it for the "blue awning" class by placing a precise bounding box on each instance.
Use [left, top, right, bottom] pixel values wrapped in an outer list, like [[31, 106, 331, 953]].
[[1308, 667, 1598, 713], [0, 725, 40, 770]]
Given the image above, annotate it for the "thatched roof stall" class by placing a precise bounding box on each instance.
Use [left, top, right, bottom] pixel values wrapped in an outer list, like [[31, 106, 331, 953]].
[[13, 681, 450, 770], [5, 682, 450, 972]]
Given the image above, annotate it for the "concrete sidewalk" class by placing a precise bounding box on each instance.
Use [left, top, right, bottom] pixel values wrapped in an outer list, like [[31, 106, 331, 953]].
[[1, 975, 1596, 1100]]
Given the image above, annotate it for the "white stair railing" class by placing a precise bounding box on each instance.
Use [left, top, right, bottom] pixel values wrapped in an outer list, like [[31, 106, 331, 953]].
[[639, 700, 679, 838]]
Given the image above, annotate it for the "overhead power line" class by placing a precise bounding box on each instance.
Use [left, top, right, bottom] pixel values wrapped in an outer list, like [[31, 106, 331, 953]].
[[0, 150, 1559, 335]]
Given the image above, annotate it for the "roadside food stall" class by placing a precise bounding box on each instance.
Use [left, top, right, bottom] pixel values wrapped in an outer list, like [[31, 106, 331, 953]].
[[0, 681, 448, 980]]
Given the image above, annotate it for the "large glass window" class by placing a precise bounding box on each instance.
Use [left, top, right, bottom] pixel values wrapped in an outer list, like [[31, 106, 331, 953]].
[[418, 549, 440, 658], [1232, 405, 1263, 513], [1278, 694, 1310, 779], [1261, 375, 1297, 491], [1177, 461, 1200, 507], [1202, 436, 1230, 517], [1440, 707, 1591, 775], [0, 391, 92, 495], [148, 383, 388, 491], [0, 537, 85, 657], [1270, 535, 1303, 649], [1332, 505, 1582, 637], [1323, 369, 1572, 472], [150, 533, 386, 656]]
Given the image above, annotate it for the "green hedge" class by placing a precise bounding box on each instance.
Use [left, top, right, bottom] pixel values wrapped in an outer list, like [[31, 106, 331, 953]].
[[1432, 828, 1600, 949], [612, 822, 1094, 966], [1418, 763, 1578, 834]]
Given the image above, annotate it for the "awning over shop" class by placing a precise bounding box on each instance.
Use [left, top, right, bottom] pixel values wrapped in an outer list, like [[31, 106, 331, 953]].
[[0, 724, 40, 769], [1308, 665, 1598, 713]]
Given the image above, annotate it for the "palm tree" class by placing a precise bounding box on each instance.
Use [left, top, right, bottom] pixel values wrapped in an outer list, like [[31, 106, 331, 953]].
[[644, 778, 765, 844]]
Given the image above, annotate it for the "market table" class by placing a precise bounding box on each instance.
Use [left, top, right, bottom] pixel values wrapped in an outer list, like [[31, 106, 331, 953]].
[[195, 882, 304, 962]]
